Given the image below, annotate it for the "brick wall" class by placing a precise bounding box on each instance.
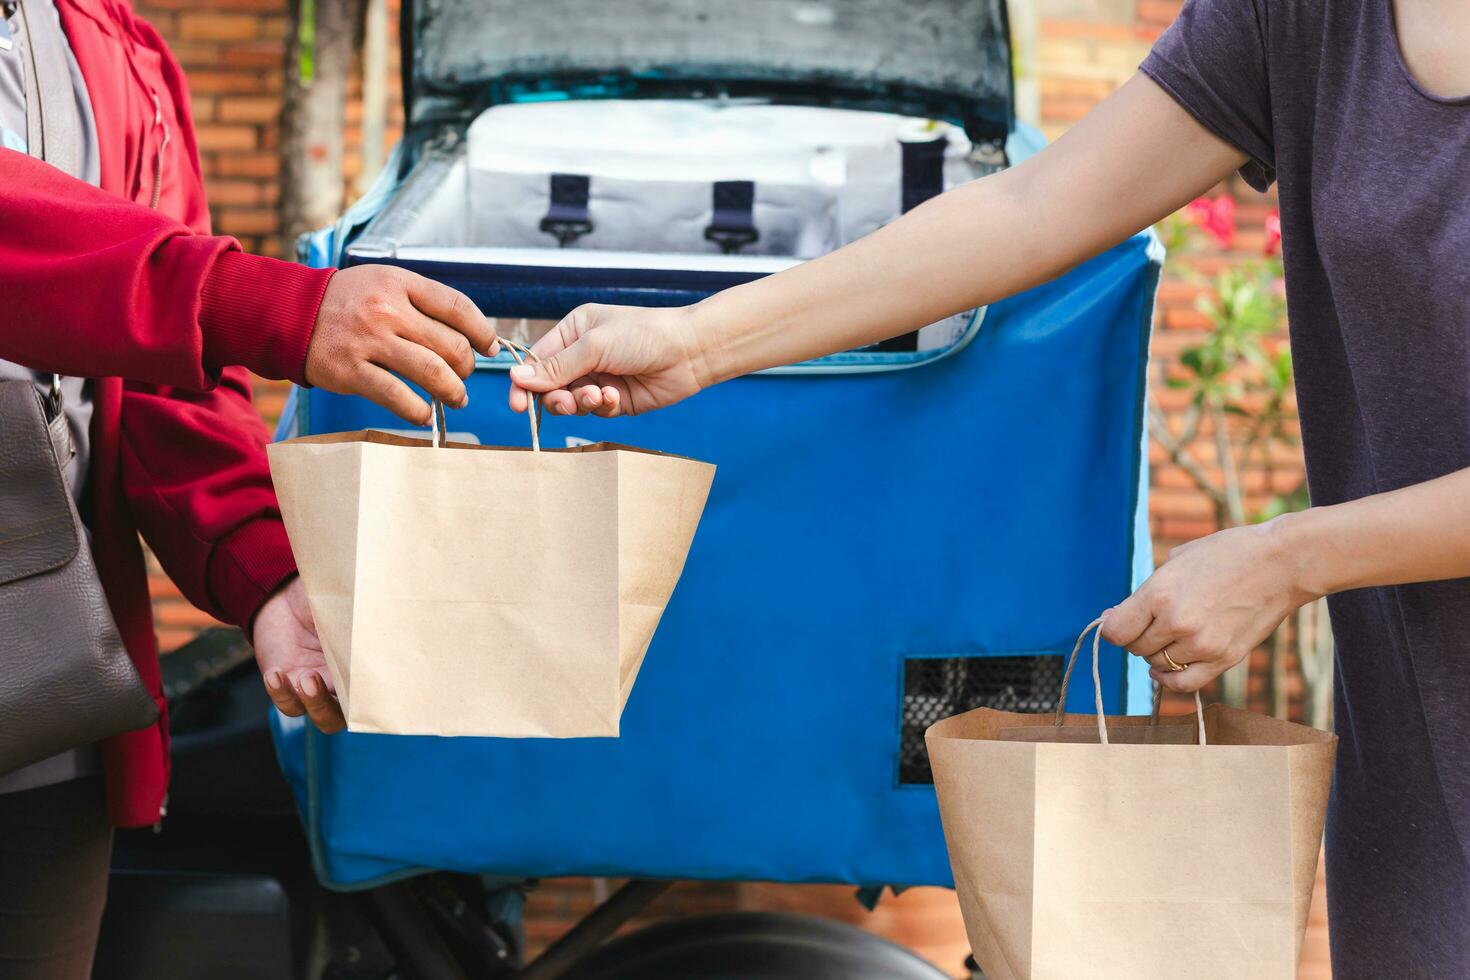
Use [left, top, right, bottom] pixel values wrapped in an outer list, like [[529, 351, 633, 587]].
[[130, 0, 1325, 974]]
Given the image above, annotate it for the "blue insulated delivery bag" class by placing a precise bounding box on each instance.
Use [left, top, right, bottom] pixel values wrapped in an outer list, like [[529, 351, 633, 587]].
[[271, 0, 1161, 890]]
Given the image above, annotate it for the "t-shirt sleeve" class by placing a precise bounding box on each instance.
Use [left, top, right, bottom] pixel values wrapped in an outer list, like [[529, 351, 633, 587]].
[[1140, 0, 1275, 190]]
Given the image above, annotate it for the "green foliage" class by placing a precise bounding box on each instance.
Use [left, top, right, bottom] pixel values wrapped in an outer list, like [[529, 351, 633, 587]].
[[1181, 259, 1285, 413], [1161, 231, 1298, 524]]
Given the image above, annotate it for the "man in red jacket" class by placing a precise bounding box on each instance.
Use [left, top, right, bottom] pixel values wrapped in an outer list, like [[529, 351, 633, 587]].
[[0, 0, 496, 974]]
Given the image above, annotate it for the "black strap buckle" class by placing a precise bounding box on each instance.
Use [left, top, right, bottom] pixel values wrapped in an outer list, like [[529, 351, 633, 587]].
[[42, 373, 63, 420], [539, 173, 593, 247], [900, 137, 947, 214], [704, 180, 760, 254]]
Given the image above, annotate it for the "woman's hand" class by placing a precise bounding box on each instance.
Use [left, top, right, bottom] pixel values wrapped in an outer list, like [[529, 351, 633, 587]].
[[507, 303, 713, 417], [1100, 518, 1318, 693], [252, 577, 345, 734]]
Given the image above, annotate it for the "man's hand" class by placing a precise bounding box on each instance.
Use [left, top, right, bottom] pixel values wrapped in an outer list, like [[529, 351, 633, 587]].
[[506, 303, 710, 417], [306, 265, 500, 425], [253, 577, 345, 734]]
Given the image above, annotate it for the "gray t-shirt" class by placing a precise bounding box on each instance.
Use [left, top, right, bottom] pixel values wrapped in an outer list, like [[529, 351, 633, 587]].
[[1142, 1, 1470, 974], [0, 0, 102, 795]]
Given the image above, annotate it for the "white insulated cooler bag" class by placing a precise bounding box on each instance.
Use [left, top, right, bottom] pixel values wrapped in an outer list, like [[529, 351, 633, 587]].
[[466, 99, 986, 259]]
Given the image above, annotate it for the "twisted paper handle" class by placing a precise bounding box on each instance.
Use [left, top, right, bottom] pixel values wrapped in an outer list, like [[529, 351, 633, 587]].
[[429, 338, 542, 452], [1052, 617, 1207, 746]]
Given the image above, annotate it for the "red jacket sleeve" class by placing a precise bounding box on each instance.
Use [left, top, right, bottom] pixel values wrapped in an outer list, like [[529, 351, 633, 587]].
[[119, 368, 297, 633], [0, 148, 332, 387]]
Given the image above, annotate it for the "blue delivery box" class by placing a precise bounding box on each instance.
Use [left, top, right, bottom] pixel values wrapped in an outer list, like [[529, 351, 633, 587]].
[[273, 0, 1160, 891]]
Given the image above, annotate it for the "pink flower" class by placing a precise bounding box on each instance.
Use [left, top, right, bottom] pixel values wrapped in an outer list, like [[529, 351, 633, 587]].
[[1264, 207, 1282, 256], [1186, 195, 1237, 249]]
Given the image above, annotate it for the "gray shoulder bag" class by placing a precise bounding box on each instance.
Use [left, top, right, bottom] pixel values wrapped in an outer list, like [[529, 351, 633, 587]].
[[0, 0, 157, 776]]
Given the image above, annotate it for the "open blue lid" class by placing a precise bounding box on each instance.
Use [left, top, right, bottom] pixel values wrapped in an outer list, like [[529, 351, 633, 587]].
[[405, 0, 1014, 145]]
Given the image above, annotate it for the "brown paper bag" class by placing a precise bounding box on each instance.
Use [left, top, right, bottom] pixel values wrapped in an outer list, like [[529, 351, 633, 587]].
[[266, 407, 714, 738], [927, 619, 1336, 980]]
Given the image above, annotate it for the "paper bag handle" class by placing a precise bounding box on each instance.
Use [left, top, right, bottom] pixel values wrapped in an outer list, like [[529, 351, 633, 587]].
[[429, 337, 542, 452], [1052, 618, 1207, 747]]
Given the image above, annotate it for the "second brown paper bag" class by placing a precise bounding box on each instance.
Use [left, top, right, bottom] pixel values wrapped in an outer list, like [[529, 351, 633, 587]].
[[267, 429, 714, 738], [927, 619, 1336, 980]]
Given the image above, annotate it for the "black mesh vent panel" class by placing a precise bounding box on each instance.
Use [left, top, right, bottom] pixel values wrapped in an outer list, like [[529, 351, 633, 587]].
[[900, 654, 1065, 784]]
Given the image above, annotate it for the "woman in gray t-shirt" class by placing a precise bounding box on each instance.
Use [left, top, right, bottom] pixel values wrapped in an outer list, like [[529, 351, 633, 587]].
[[502, 1, 1470, 974]]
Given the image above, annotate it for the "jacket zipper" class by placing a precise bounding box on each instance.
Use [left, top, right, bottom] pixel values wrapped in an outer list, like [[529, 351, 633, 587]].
[[148, 92, 168, 210]]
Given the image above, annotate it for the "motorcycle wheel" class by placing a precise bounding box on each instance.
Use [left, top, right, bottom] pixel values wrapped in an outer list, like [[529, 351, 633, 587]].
[[563, 910, 952, 979]]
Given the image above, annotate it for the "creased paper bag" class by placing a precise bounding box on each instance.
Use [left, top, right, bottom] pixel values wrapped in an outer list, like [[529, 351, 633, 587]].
[[927, 619, 1336, 980], [267, 430, 714, 738]]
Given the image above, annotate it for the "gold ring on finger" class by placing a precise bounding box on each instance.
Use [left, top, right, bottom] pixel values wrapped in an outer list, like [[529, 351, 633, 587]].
[[1163, 649, 1186, 672]]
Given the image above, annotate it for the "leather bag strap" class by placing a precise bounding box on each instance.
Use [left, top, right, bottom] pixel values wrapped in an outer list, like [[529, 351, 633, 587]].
[[15, 0, 79, 446], [16, 0, 80, 178]]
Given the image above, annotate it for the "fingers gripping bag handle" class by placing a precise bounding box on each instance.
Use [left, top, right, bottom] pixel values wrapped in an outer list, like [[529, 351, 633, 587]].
[[1052, 617, 1207, 746], [429, 338, 542, 451]]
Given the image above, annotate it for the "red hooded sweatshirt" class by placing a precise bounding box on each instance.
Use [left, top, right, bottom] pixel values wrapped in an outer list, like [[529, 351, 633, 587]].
[[2, 0, 335, 826]]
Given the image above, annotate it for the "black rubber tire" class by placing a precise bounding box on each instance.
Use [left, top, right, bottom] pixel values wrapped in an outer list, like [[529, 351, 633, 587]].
[[563, 910, 953, 980]]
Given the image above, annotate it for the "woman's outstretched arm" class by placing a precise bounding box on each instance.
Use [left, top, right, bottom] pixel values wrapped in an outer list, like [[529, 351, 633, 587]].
[[507, 74, 1246, 417]]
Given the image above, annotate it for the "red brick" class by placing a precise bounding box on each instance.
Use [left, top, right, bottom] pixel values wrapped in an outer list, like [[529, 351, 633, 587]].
[[203, 178, 264, 206], [1147, 486, 1217, 521], [190, 94, 217, 122], [1137, 0, 1184, 27], [168, 42, 225, 67], [1040, 77, 1116, 103], [1158, 518, 1219, 542], [155, 601, 226, 629], [1155, 278, 1204, 305], [1148, 330, 1196, 357], [221, 41, 287, 68], [185, 70, 272, 94], [180, 12, 261, 41], [214, 207, 278, 235], [1163, 307, 1212, 331], [195, 123, 258, 152], [144, 11, 177, 34], [219, 96, 282, 123], [147, 574, 183, 600], [1152, 464, 1223, 491], [215, 152, 279, 177], [1039, 18, 1141, 42]]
